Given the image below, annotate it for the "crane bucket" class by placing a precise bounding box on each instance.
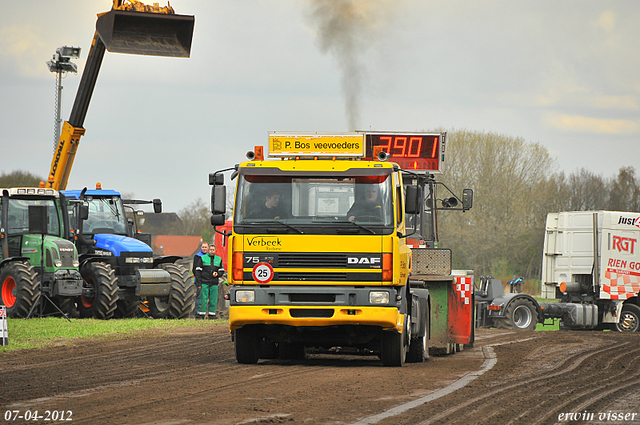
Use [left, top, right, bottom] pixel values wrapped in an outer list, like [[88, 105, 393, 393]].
[[96, 10, 194, 57]]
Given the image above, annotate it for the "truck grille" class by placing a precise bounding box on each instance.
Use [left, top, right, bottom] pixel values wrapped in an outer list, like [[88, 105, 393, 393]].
[[278, 253, 346, 268], [243, 271, 380, 282], [243, 252, 382, 283]]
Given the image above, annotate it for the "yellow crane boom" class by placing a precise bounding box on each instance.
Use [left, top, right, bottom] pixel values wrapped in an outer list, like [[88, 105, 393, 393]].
[[47, 1, 194, 190]]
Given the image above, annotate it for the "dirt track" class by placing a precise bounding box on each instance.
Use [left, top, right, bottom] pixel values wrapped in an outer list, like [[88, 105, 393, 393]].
[[1, 325, 639, 425]]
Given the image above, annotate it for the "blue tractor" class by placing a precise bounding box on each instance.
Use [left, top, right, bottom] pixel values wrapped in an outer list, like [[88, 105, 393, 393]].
[[62, 187, 195, 319]]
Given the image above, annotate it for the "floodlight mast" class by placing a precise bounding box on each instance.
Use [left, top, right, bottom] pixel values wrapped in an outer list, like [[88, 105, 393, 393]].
[[46, 46, 81, 154]]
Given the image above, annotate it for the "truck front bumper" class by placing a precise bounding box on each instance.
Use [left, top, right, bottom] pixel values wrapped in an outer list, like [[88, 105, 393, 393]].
[[228, 285, 405, 332], [229, 305, 403, 332]]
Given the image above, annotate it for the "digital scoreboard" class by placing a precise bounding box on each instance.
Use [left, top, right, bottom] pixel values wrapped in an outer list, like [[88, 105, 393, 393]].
[[365, 132, 445, 173]]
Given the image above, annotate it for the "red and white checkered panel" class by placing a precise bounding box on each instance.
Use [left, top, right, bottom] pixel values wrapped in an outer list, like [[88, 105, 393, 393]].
[[454, 276, 472, 305], [601, 269, 640, 300]]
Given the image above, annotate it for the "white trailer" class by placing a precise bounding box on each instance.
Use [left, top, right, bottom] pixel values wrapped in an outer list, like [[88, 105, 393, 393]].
[[541, 211, 640, 332]]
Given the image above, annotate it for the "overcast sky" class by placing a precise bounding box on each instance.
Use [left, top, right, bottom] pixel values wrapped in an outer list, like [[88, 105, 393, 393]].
[[1, 0, 639, 212]]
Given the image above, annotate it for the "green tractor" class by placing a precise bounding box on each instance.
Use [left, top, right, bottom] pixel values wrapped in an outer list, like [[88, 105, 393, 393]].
[[0, 188, 85, 318]]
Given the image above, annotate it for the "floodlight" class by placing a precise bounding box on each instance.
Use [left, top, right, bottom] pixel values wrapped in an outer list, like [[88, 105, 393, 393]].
[[56, 46, 81, 59]]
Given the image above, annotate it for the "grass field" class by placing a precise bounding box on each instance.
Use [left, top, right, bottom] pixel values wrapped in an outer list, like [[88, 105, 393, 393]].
[[0, 318, 214, 353]]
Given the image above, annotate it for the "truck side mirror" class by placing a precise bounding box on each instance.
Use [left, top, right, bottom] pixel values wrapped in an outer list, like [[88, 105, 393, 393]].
[[209, 173, 224, 186], [152, 198, 162, 214], [211, 214, 226, 226], [404, 185, 422, 215], [211, 185, 226, 215], [462, 189, 473, 211]]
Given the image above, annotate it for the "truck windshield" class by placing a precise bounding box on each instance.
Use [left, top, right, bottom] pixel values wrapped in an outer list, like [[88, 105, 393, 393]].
[[234, 174, 393, 232], [6, 197, 60, 236], [82, 196, 127, 235]]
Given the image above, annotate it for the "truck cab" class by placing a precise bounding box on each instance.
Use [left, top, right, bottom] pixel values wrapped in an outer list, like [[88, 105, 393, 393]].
[[211, 132, 472, 365]]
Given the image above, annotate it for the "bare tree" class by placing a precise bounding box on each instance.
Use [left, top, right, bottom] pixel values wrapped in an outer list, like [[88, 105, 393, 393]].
[[175, 199, 214, 241], [566, 168, 609, 211], [437, 129, 557, 280], [609, 166, 640, 212]]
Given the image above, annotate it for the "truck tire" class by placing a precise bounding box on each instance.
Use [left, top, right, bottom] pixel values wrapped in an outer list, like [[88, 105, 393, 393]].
[[615, 303, 640, 332], [260, 339, 279, 359], [148, 264, 196, 319], [502, 298, 537, 331], [0, 262, 39, 318], [407, 306, 430, 363], [78, 262, 118, 320], [235, 326, 260, 364], [381, 314, 408, 366], [493, 319, 510, 329]]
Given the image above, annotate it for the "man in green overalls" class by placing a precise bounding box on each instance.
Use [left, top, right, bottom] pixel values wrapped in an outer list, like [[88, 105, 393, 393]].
[[194, 244, 224, 319]]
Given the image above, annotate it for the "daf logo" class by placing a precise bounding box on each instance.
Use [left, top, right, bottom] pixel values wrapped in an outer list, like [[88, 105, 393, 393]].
[[348, 257, 381, 265]]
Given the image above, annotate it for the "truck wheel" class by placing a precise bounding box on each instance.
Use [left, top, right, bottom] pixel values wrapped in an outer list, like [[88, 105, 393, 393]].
[[381, 314, 407, 366], [260, 339, 279, 359], [235, 326, 260, 364], [493, 319, 510, 329], [78, 262, 118, 320], [407, 307, 430, 363], [615, 304, 640, 332], [0, 262, 39, 318], [503, 298, 537, 331], [148, 264, 196, 319]]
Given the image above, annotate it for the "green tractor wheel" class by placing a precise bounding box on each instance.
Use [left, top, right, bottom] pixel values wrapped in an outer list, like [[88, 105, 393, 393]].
[[0, 261, 39, 318]]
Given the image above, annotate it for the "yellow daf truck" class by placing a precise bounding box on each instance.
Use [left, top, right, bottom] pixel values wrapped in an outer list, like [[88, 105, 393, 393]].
[[210, 132, 473, 366]]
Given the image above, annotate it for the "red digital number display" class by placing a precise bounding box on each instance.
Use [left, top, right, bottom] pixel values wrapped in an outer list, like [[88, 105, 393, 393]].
[[366, 133, 443, 172]]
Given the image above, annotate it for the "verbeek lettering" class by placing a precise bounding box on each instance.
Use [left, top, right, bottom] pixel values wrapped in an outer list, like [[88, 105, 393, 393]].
[[247, 237, 282, 247]]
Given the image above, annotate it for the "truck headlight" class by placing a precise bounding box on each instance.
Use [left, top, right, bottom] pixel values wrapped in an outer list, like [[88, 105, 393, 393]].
[[369, 291, 390, 304], [235, 290, 255, 303]]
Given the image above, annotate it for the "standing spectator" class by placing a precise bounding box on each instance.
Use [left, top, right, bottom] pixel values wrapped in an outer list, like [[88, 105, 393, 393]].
[[195, 244, 224, 319], [191, 241, 208, 318]]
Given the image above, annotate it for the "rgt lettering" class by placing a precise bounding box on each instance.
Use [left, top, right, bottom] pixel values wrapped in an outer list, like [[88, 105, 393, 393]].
[[247, 237, 282, 248], [612, 236, 636, 254]]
